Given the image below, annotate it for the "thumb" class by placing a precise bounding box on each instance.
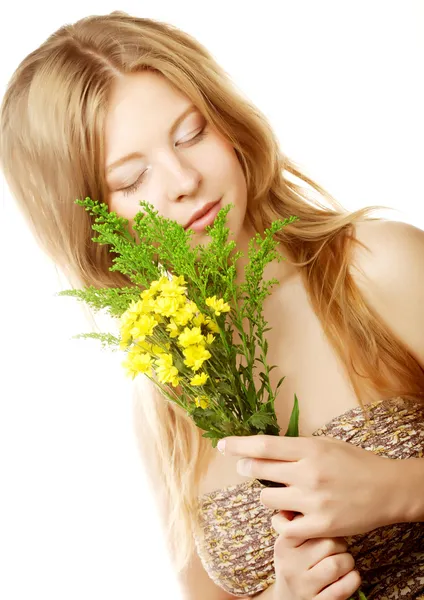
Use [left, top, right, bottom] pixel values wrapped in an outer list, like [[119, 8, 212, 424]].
[[272, 511, 305, 548]]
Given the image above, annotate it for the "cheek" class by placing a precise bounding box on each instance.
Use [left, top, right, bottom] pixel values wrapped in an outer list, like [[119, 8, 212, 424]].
[[109, 194, 144, 222], [209, 148, 247, 210], [202, 135, 238, 178], [231, 161, 248, 217], [222, 148, 248, 204], [108, 193, 126, 218]]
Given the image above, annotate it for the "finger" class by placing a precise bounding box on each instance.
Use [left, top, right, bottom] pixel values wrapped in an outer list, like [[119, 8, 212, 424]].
[[298, 537, 348, 570], [237, 457, 297, 484], [310, 552, 356, 591], [274, 530, 305, 551], [218, 434, 306, 461], [260, 486, 304, 513], [274, 514, 331, 540], [315, 570, 362, 600], [271, 511, 298, 535]]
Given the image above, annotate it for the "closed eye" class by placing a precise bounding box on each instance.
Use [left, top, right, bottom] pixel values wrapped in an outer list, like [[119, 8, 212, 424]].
[[121, 127, 208, 197]]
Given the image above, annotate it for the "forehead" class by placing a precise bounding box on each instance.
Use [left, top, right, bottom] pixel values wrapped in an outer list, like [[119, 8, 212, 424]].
[[106, 72, 193, 134], [104, 72, 197, 161]]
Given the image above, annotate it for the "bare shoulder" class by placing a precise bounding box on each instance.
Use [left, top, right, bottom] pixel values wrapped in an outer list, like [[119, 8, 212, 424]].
[[349, 219, 424, 367], [350, 219, 424, 284]]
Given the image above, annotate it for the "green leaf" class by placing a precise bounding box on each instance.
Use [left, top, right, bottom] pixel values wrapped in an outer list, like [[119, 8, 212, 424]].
[[275, 375, 286, 392], [71, 332, 121, 350], [56, 285, 141, 317], [246, 383, 257, 407], [221, 421, 237, 434], [247, 409, 279, 431], [190, 408, 219, 431], [215, 382, 236, 396], [202, 431, 219, 447], [284, 394, 299, 437], [347, 592, 368, 600]]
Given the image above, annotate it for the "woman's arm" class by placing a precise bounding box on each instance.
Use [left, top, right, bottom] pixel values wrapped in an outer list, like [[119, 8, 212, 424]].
[[350, 221, 424, 527], [394, 458, 424, 523], [178, 550, 239, 600]]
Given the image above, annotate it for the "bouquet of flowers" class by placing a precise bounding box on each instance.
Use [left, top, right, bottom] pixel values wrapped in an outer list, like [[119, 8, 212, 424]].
[[58, 197, 366, 599], [58, 198, 300, 446]]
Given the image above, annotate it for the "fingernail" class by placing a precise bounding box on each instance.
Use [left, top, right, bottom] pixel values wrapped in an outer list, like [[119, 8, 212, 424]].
[[217, 439, 226, 454]]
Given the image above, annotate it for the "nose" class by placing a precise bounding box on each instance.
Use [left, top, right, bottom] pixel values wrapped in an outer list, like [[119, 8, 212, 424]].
[[158, 151, 202, 203]]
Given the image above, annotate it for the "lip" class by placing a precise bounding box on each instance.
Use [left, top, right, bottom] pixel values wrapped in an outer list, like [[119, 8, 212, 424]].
[[184, 199, 222, 232]]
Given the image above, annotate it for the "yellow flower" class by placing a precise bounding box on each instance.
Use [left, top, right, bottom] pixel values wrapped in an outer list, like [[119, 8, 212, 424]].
[[139, 295, 156, 314], [153, 295, 181, 318], [173, 308, 194, 327], [178, 326, 205, 348], [185, 301, 199, 316], [183, 345, 212, 371], [120, 301, 159, 345], [190, 372, 209, 386], [122, 352, 153, 379], [192, 313, 206, 328], [155, 353, 172, 367], [205, 333, 215, 345], [166, 320, 180, 338], [122, 361, 138, 380], [205, 317, 220, 333], [147, 279, 164, 296], [119, 300, 141, 329], [133, 353, 153, 373], [129, 314, 158, 338], [119, 332, 132, 351], [168, 375, 180, 387], [126, 345, 145, 358], [134, 339, 153, 353], [172, 274, 186, 286], [205, 296, 231, 316], [142, 276, 185, 311], [158, 275, 187, 297], [140, 289, 154, 302], [150, 343, 170, 357], [155, 354, 180, 386], [185, 300, 199, 315], [194, 396, 209, 409]]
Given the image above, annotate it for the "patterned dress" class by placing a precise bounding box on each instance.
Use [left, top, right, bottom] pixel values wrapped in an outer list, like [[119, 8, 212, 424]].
[[194, 397, 424, 599]]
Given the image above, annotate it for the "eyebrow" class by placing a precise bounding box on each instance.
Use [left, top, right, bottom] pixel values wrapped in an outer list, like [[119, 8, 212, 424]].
[[106, 104, 198, 174]]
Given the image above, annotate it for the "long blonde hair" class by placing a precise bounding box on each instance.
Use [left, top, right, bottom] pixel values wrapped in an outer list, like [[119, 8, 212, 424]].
[[1, 11, 423, 573]]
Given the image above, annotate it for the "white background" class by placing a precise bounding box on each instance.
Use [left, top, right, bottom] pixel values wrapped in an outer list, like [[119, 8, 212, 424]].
[[1, 2, 423, 599]]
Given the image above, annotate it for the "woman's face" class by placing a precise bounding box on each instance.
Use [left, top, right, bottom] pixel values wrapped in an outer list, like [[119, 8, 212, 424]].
[[104, 71, 249, 246]]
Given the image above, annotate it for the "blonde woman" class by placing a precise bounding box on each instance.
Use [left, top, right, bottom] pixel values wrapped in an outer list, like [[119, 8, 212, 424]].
[[1, 11, 423, 600]]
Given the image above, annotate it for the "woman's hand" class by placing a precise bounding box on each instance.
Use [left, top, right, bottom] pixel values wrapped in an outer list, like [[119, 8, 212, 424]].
[[218, 433, 400, 540], [271, 511, 361, 600]]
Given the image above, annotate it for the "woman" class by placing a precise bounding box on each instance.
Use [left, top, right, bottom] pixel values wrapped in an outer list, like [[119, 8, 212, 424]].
[[1, 11, 423, 600]]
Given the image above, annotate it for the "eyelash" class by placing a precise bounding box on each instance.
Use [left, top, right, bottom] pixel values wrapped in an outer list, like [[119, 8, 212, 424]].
[[121, 128, 208, 197]]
